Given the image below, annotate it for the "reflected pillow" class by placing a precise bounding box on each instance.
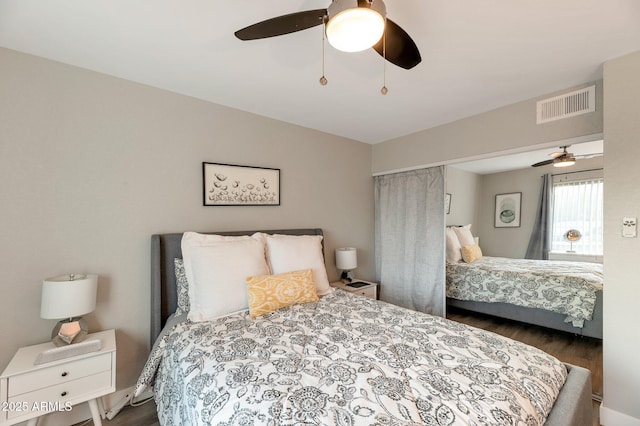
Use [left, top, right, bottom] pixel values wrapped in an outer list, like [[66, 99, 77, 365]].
[[461, 244, 483, 263], [181, 232, 270, 322], [260, 233, 332, 296], [446, 227, 463, 263], [453, 224, 475, 247], [246, 269, 319, 318]]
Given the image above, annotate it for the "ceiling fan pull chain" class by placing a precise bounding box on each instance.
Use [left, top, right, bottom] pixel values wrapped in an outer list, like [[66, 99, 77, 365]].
[[319, 20, 328, 86], [381, 21, 388, 95]]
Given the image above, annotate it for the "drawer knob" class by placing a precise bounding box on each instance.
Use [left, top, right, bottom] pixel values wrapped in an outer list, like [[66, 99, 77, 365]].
[[61, 372, 68, 377], [61, 391, 67, 397]]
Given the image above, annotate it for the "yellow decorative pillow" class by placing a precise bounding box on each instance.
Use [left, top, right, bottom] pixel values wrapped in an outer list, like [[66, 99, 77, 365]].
[[246, 269, 318, 318], [461, 244, 483, 263]]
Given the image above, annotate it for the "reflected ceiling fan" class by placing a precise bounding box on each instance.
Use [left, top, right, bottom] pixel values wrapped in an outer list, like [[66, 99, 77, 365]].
[[531, 145, 603, 168], [234, 0, 421, 70]]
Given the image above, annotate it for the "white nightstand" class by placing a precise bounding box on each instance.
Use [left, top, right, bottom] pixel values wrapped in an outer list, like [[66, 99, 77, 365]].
[[331, 280, 378, 299], [0, 329, 116, 426]]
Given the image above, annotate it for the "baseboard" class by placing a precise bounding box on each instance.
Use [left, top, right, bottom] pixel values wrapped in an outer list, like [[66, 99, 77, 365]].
[[103, 386, 134, 410], [104, 386, 135, 420], [133, 388, 154, 403], [35, 405, 91, 426], [32, 386, 133, 426], [600, 404, 640, 426], [29, 387, 132, 426]]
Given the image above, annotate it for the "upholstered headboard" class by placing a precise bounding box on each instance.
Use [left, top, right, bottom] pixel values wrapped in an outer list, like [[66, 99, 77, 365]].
[[150, 228, 323, 346]]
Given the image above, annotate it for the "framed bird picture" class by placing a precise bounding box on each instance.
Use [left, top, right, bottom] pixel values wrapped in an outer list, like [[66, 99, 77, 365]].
[[202, 162, 280, 206]]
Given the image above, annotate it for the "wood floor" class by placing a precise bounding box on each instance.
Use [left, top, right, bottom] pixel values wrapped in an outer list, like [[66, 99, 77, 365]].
[[95, 400, 159, 426], [96, 308, 603, 426]]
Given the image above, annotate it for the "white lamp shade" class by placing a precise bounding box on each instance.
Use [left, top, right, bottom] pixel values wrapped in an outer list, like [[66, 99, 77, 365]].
[[40, 274, 98, 319], [336, 247, 358, 270]]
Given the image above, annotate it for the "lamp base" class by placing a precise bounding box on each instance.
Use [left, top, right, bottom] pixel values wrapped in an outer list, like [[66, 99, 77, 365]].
[[340, 270, 354, 284], [51, 317, 88, 346]]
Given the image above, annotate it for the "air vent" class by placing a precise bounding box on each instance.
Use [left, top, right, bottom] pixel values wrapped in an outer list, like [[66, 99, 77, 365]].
[[536, 85, 595, 124]]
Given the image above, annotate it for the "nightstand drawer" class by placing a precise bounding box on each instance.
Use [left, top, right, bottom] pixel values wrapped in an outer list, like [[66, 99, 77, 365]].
[[356, 286, 377, 299], [8, 353, 111, 397], [6, 370, 112, 420]]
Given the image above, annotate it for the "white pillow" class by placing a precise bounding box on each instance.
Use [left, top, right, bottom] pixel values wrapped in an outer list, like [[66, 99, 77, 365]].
[[445, 227, 462, 263], [181, 232, 269, 322], [262, 233, 333, 296], [453, 224, 475, 248]]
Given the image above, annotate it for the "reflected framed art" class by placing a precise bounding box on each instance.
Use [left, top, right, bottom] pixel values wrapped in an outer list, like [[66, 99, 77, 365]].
[[495, 192, 521, 227]]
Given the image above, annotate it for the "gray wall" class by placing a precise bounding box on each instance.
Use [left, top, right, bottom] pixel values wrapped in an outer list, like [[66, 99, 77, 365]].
[[444, 166, 481, 227], [0, 48, 374, 392], [374, 80, 604, 262], [601, 50, 640, 424], [472, 156, 603, 258], [373, 81, 603, 175]]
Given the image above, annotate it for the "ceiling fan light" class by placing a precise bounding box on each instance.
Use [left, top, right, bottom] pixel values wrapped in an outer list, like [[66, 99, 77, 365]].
[[326, 1, 386, 52], [553, 156, 576, 168]]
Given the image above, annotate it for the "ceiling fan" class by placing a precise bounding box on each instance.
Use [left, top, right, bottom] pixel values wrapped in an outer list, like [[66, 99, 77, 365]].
[[234, 0, 421, 70], [531, 145, 603, 168]]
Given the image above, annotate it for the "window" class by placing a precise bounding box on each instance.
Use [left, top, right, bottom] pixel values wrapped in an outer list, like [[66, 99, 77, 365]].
[[551, 177, 603, 255]]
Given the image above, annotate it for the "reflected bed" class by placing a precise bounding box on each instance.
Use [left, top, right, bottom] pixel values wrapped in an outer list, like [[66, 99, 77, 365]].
[[446, 256, 603, 339]]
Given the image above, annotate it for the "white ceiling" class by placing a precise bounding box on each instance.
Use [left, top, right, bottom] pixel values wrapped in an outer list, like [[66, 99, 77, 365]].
[[1, 1, 639, 144], [450, 139, 604, 175]]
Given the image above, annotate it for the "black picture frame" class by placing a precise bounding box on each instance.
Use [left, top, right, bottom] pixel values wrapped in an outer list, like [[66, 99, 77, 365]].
[[494, 192, 521, 227], [203, 162, 280, 206]]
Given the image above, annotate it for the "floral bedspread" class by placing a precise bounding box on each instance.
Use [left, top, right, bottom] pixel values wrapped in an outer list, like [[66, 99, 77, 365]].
[[135, 290, 567, 425], [446, 256, 603, 327]]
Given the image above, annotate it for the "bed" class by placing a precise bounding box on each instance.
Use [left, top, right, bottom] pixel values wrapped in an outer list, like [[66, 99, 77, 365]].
[[136, 228, 593, 425], [446, 256, 603, 339]]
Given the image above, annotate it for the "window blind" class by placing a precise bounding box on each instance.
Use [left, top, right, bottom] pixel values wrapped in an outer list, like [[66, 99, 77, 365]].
[[551, 178, 604, 255]]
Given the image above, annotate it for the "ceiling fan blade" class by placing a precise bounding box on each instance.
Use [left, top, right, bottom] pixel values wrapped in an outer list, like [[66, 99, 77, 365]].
[[531, 159, 554, 167], [235, 9, 326, 40], [575, 152, 603, 159], [372, 18, 421, 69]]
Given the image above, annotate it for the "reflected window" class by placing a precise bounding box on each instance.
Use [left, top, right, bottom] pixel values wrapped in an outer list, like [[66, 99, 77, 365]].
[[551, 177, 603, 255]]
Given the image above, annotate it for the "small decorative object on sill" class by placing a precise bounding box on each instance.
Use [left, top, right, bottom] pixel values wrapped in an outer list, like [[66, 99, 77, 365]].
[[564, 229, 582, 253], [40, 274, 98, 346], [336, 247, 357, 283]]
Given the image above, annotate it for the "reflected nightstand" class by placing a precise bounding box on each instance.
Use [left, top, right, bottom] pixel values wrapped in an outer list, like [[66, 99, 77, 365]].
[[330, 280, 378, 300]]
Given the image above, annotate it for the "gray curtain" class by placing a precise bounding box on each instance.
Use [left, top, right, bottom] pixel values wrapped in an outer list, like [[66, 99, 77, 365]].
[[525, 173, 552, 260], [374, 166, 445, 317]]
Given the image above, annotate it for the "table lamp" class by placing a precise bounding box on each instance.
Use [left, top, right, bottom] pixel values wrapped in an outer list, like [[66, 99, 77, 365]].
[[41, 274, 98, 346], [564, 229, 582, 253], [336, 247, 357, 283]]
